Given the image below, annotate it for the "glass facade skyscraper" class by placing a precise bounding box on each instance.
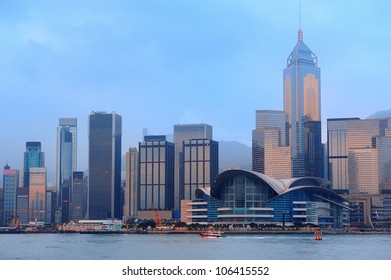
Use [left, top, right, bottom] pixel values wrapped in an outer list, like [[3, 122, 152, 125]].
[[29, 167, 47, 223], [173, 124, 212, 209], [23, 142, 44, 188], [138, 135, 174, 210], [56, 118, 77, 223], [88, 112, 122, 220], [283, 30, 321, 177], [183, 139, 218, 200]]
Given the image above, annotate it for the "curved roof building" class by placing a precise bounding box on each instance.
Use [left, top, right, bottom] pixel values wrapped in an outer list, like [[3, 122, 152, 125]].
[[183, 169, 350, 228]]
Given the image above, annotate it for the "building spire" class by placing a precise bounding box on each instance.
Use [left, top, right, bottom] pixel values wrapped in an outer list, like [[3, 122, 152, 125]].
[[298, 1, 303, 41]]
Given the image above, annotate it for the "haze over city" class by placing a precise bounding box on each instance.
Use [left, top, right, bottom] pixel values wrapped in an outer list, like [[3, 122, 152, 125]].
[[1, 0, 390, 182]]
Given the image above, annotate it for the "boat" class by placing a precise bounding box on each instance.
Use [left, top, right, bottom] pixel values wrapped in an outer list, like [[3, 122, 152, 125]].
[[200, 231, 226, 238], [314, 228, 322, 241]]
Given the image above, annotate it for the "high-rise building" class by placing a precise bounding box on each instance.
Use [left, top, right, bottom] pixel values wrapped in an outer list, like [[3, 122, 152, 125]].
[[183, 139, 219, 200], [88, 112, 122, 220], [124, 147, 138, 218], [23, 142, 44, 188], [16, 187, 29, 225], [252, 110, 288, 174], [174, 124, 212, 209], [29, 167, 47, 223], [264, 128, 292, 179], [71, 171, 86, 221], [304, 119, 324, 178], [2, 164, 19, 225], [56, 118, 77, 223], [138, 136, 174, 210], [283, 30, 321, 177], [327, 117, 391, 194]]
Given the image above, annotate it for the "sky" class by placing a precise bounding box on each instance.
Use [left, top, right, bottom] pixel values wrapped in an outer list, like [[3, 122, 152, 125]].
[[1, 0, 390, 184]]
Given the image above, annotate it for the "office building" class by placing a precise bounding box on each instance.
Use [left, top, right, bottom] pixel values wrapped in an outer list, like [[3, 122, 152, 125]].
[[283, 30, 321, 177], [29, 167, 47, 223], [16, 187, 29, 225], [174, 124, 212, 209], [138, 136, 174, 210], [56, 118, 77, 223], [304, 119, 324, 178], [23, 142, 44, 188], [183, 139, 218, 200], [124, 147, 138, 218], [2, 164, 19, 225], [252, 110, 289, 174], [71, 171, 86, 221], [264, 128, 292, 179], [88, 112, 122, 220]]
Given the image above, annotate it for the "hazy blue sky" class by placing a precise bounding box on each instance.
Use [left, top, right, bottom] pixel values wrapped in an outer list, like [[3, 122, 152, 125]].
[[1, 0, 390, 183]]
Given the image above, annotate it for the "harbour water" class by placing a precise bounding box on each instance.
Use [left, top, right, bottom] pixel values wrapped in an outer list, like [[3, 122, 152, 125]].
[[1, 233, 390, 260]]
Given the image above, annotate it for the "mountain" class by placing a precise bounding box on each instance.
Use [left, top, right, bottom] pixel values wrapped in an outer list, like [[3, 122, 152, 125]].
[[218, 141, 252, 172]]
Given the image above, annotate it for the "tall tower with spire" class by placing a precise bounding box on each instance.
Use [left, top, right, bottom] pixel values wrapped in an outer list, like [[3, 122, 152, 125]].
[[283, 29, 321, 177]]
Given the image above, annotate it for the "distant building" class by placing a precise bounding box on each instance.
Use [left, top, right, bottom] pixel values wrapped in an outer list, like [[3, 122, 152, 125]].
[[29, 167, 47, 223], [71, 171, 86, 221], [327, 117, 391, 194], [23, 142, 44, 188], [304, 119, 324, 178], [2, 164, 19, 225], [174, 124, 213, 209], [56, 118, 77, 223], [283, 30, 321, 177], [88, 112, 122, 220], [183, 139, 219, 200], [252, 110, 288, 175], [16, 187, 29, 225], [124, 147, 138, 218], [138, 135, 174, 211]]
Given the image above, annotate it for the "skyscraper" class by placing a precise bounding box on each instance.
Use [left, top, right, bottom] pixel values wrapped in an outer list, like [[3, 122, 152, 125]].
[[173, 124, 213, 209], [88, 112, 122, 220], [283, 30, 321, 177], [124, 147, 138, 218], [252, 110, 288, 174], [29, 167, 47, 223], [71, 171, 86, 221], [2, 164, 19, 225], [138, 136, 174, 211], [183, 139, 218, 200], [23, 142, 44, 188], [56, 118, 77, 223]]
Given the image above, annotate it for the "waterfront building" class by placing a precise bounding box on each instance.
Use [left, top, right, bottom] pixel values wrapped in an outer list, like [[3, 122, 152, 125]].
[[29, 167, 47, 223], [174, 124, 212, 209], [16, 188, 29, 225], [0, 188, 3, 225], [124, 147, 138, 218], [138, 135, 174, 211], [71, 171, 86, 221], [23, 142, 45, 188], [88, 112, 122, 220], [2, 165, 19, 225], [183, 139, 219, 200], [252, 110, 288, 174], [181, 169, 349, 228], [56, 118, 77, 223], [283, 30, 321, 177]]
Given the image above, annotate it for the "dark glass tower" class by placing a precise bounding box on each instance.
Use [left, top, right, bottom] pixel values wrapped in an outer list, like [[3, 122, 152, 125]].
[[138, 135, 174, 210], [23, 142, 44, 188], [88, 112, 122, 219]]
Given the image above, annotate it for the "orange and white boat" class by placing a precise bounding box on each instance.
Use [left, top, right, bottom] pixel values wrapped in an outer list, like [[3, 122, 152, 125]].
[[200, 231, 226, 238]]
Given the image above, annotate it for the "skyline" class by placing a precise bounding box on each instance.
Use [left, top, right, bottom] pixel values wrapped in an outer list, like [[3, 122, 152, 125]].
[[1, 0, 390, 180]]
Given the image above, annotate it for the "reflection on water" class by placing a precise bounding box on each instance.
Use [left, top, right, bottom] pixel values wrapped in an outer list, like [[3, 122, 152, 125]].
[[1, 233, 390, 260]]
